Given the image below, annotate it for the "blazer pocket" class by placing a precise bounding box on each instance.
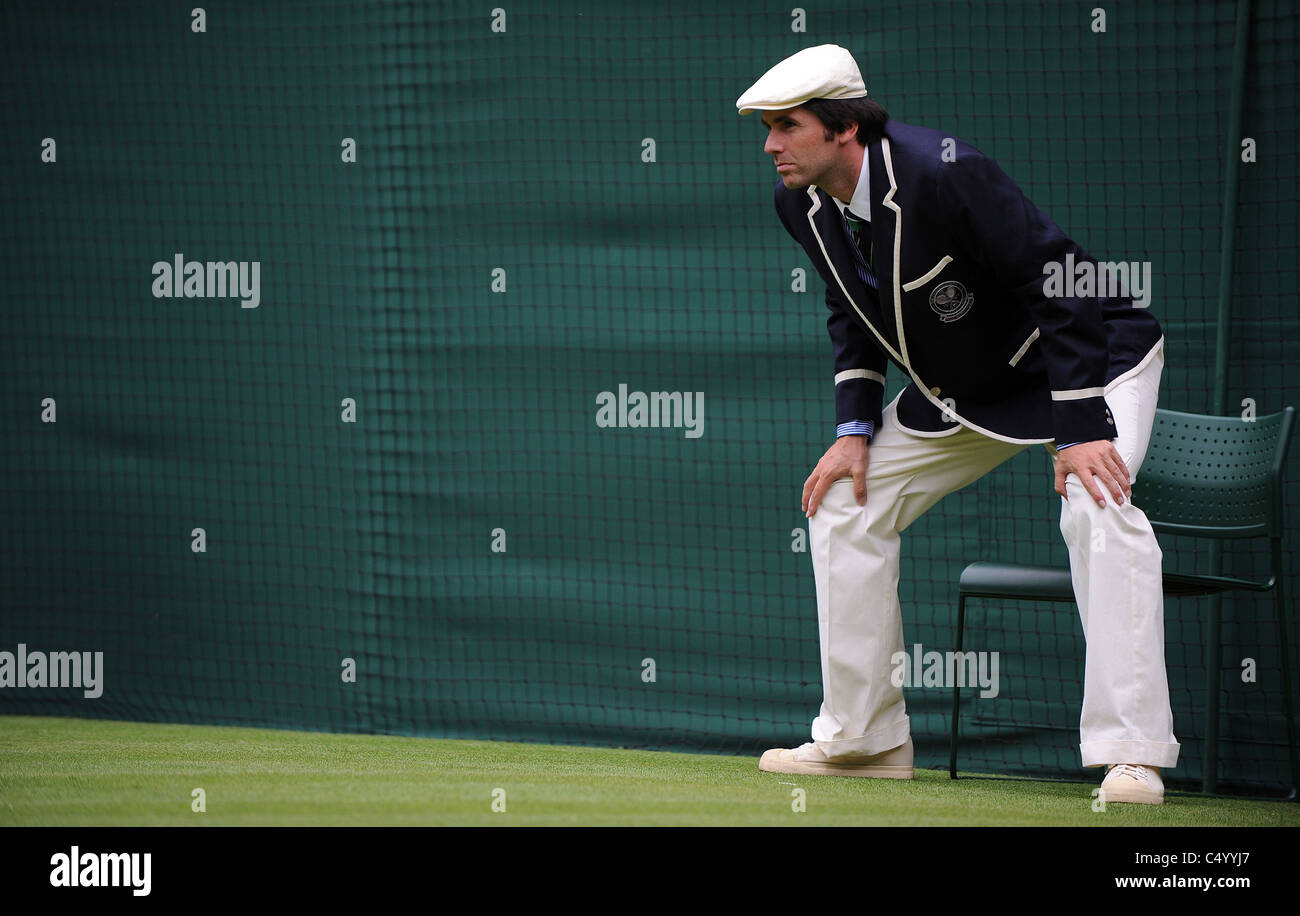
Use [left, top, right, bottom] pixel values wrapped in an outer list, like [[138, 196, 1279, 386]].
[[1008, 327, 1040, 367], [902, 255, 953, 292]]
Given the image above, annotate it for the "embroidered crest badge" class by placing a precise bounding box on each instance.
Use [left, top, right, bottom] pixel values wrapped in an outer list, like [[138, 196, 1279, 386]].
[[929, 281, 974, 323]]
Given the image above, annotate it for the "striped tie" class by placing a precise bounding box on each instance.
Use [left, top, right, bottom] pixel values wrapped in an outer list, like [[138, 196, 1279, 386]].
[[842, 208, 877, 293]]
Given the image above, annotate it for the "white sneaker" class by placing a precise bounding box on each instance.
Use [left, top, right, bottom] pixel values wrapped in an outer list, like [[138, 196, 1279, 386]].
[[758, 738, 914, 779], [1100, 763, 1165, 804]]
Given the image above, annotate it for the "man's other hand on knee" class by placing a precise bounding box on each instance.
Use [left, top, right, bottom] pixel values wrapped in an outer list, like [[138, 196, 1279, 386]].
[[1054, 439, 1131, 507]]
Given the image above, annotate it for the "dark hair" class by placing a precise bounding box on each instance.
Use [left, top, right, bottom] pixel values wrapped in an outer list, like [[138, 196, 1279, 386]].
[[801, 96, 890, 146]]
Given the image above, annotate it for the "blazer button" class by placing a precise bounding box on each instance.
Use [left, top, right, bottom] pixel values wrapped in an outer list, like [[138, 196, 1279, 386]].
[[929, 386, 941, 397]]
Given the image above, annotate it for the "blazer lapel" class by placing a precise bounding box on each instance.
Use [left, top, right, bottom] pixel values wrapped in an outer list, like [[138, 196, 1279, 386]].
[[866, 139, 896, 319], [802, 185, 904, 366], [875, 133, 933, 398]]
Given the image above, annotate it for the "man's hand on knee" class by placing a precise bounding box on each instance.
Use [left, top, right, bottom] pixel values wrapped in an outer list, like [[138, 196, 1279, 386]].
[[803, 435, 870, 518], [1054, 439, 1131, 507]]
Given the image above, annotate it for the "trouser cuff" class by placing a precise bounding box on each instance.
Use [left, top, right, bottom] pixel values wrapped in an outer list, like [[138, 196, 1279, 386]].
[[813, 716, 911, 759], [1081, 738, 1180, 769]]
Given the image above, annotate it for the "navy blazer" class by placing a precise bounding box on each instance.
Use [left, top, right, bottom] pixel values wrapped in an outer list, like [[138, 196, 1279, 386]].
[[775, 118, 1163, 445]]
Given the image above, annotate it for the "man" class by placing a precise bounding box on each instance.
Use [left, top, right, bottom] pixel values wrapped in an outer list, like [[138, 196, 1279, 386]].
[[736, 45, 1178, 803]]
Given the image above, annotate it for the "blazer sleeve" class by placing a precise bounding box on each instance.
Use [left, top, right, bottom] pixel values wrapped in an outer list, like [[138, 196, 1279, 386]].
[[825, 284, 887, 439], [774, 179, 887, 439], [936, 147, 1116, 445]]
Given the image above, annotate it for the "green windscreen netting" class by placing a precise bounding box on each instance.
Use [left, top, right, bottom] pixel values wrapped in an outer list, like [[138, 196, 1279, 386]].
[[2, 0, 1296, 794]]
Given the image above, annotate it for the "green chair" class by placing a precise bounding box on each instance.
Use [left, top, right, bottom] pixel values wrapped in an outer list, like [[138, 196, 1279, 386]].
[[947, 406, 1297, 797]]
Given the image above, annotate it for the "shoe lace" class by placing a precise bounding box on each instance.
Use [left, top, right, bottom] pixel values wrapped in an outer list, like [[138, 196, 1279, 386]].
[[1107, 763, 1153, 784]]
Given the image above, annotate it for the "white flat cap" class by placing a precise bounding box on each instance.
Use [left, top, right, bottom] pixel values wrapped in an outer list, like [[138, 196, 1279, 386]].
[[736, 44, 868, 116]]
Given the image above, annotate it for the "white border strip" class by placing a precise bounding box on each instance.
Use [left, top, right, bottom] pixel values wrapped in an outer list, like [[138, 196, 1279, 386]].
[[1052, 386, 1106, 401], [835, 369, 886, 385], [902, 255, 953, 292], [1008, 328, 1040, 367]]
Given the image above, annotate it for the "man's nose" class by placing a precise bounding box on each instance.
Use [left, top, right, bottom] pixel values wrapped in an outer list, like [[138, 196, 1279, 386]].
[[764, 132, 780, 155]]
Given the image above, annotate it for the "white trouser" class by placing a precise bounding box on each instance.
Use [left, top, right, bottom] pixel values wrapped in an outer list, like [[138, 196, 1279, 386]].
[[807, 346, 1179, 769]]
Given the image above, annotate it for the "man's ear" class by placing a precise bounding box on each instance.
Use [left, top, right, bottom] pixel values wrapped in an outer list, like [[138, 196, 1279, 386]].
[[837, 122, 860, 146]]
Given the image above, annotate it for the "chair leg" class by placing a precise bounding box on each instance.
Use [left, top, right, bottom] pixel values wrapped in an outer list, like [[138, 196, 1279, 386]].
[[950, 594, 967, 779], [1204, 542, 1223, 794], [1272, 539, 1299, 800]]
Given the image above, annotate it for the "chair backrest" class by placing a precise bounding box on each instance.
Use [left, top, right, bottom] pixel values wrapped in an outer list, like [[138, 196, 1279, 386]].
[[1134, 406, 1295, 539]]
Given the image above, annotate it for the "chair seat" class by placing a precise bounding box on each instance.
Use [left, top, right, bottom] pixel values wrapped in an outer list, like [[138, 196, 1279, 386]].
[[958, 561, 1275, 601], [958, 562, 1073, 600]]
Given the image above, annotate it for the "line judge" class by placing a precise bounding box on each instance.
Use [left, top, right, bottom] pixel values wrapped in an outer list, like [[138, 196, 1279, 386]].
[[738, 44, 1176, 804]]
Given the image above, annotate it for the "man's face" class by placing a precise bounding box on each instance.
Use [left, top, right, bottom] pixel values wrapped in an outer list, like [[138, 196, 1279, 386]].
[[760, 106, 837, 189]]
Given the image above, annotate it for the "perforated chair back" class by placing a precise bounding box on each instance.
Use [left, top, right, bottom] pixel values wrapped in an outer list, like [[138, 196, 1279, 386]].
[[1134, 406, 1296, 539]]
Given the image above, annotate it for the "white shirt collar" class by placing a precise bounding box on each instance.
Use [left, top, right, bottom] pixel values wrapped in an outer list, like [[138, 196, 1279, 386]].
[[831, 146, 871, 221]]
